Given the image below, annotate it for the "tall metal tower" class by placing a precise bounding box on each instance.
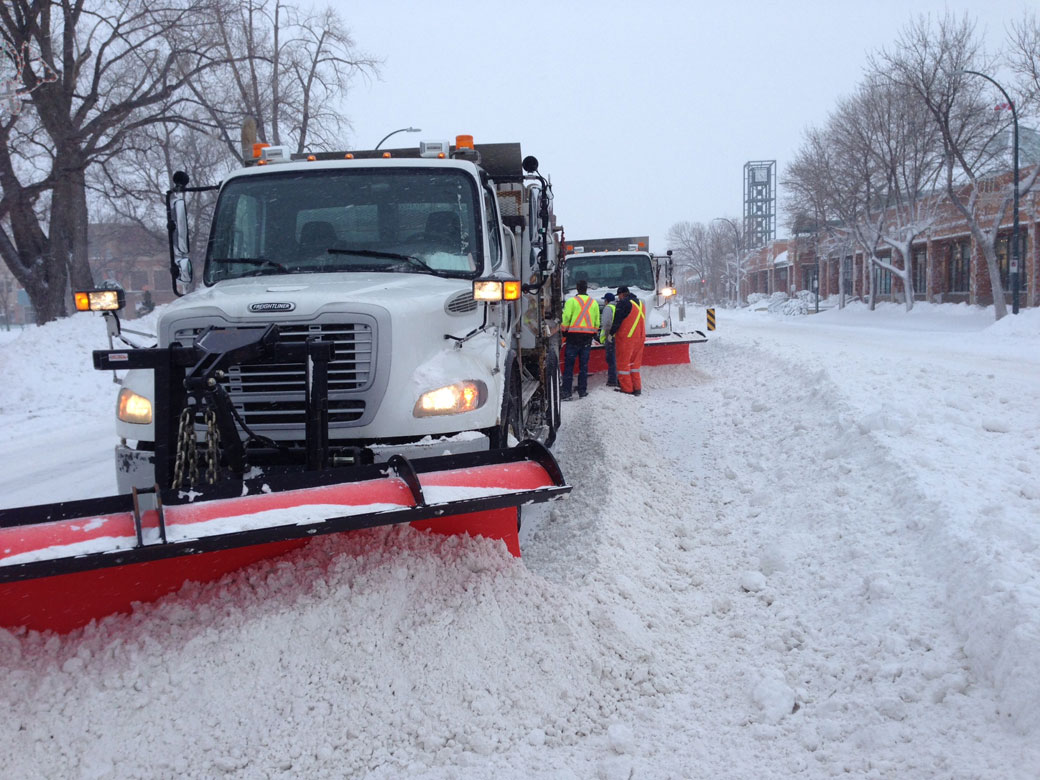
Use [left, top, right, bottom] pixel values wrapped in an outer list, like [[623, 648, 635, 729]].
[[743, 161, 776, 249]]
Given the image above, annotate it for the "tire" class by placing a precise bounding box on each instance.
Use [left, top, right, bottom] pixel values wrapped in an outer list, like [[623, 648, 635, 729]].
[[488, 366, 522, 450], [543, 351, 561, 448]]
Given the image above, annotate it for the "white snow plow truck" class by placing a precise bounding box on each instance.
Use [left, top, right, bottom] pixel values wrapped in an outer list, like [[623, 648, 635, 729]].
[[562, 236, 706, 367], [0, 133, 570, 634]]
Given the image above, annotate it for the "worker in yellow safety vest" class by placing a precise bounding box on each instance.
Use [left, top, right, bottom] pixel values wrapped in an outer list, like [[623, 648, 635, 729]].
[[609, 286, 646, 396], [561, 278, 600, 400]]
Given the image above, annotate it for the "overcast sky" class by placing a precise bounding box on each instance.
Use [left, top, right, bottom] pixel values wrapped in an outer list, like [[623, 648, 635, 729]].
[[335, 1, 1034, 253]]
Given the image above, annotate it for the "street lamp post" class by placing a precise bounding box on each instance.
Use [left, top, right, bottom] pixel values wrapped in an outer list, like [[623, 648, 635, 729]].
[[374, 126, 421, 151], [713, 217, 743, 305], [962, 69, 1020, 315]]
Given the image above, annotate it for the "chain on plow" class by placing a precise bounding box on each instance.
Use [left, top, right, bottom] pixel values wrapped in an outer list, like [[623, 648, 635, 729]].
[[171, 403, 221, 490]]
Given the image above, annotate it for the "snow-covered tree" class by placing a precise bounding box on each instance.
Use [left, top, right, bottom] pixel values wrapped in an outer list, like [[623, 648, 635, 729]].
[[875, 12, 1040, 319]]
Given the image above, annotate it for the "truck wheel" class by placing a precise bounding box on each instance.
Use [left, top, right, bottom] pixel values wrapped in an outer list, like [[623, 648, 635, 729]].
[[489, 374, 521, 450], [543, 353, 561, 448]]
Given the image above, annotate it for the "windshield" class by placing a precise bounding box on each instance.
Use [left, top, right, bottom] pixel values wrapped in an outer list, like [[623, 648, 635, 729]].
[[563, 253, 656, 292], [204, 167, 481, 284]]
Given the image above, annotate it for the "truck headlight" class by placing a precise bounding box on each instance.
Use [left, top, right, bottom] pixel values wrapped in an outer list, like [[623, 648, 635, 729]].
[[414, 381, 487, 417], [118, 387, 153, 424]]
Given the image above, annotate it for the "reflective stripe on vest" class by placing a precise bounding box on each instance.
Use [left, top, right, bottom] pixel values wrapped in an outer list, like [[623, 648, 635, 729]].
[[567, 295, 598, 334], [626, 300, 645, 338]]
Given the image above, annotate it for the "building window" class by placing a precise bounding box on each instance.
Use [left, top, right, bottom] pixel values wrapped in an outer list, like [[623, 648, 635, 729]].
[[876, 265, 892, 295], [912, 248, 927, 294], [949, 241, 970, 293]]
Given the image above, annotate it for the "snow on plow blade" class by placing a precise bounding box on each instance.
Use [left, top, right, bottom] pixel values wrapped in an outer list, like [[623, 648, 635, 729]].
[[0, 441, 569, 633], [576, 331, 708, 374]]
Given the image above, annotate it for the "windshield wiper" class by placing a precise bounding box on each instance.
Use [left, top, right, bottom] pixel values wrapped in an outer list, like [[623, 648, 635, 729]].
[[327, 247, 440, 275], [210, 257, 290, 275]]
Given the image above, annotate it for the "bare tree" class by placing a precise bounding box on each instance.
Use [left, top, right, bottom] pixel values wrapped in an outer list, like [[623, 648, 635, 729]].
[[787, 103, 888, 309], [0, 0, 225, 323], [667, 221, 714, 303], [875, 12, 1040, 319], [850, 75, 946, 310], [1008, 12, 1040, 117], [183, 0, 378, 164], [785, 127, 849, 306], [87, 0, 378, 297]]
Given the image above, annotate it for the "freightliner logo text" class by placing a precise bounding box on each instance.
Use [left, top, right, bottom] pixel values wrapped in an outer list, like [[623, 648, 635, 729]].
[[249, 302, 295, 312]]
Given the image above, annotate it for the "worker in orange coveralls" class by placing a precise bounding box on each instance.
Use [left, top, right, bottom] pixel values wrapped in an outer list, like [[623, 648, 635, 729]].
[[609, 286, 646, 396]]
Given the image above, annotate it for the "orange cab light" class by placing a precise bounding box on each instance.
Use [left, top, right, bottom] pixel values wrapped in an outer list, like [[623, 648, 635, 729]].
[[257, 159, 268, 165], [344, 153, 354, 159], [306, 154, 316, 161], [438, 152, 445, 158], [252, 142, 269, 159], [456, 134, 474, 150], [382, 152, 391, 158]]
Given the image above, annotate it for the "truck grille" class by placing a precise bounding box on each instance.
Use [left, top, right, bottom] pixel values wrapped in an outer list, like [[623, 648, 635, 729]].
[[176, 322, 373, 427]]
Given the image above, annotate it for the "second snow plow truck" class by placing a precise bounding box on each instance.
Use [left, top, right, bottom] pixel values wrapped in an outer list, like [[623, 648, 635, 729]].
[[562, 236, 706, 368], [0, 133, 571, 633]]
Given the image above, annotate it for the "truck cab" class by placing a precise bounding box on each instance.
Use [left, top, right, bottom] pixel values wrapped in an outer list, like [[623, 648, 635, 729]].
[[113, 138, 562, 494]]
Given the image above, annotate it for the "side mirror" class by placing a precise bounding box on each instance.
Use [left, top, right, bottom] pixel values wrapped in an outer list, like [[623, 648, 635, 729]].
[[171, 196, 192, 283], [166, 182, 193, 289]]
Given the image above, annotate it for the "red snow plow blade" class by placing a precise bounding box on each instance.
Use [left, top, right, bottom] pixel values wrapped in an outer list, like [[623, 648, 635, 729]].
[[566, 331, 708, 374], [0, 441, 568, 633]]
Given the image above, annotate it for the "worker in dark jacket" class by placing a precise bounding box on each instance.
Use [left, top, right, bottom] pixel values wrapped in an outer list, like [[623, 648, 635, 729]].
[[598, 292, 618, 387], [609, 286, 646, 396], [560, 279, 600, 400]]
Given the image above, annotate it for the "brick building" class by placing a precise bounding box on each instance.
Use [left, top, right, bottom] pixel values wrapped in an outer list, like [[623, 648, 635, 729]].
[[741, 166, 1039, 309]]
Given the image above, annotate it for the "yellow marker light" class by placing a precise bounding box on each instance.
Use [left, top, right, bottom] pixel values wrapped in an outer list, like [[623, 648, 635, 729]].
[[503, 280, 521, 300], [74, 289, 125, 312], [473, 280, 503, 301], [413, 381, 486, 417], [117, 387, 153, 424]]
